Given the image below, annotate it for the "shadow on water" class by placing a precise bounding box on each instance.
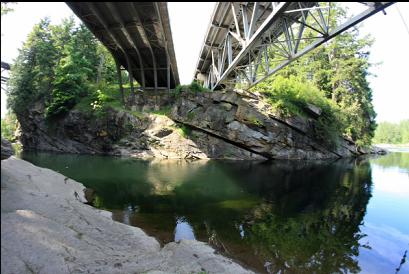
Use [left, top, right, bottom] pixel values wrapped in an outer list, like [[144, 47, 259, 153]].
[[21, 151, 376, 273]]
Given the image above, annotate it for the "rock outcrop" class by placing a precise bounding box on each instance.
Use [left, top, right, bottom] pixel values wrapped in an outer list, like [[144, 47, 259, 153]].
[[170, 90, 361, 159], [1, 138, 14, 160], [1, 157, 253, 274], [16, 89, 366, 160], [16, 98, 265, 160]]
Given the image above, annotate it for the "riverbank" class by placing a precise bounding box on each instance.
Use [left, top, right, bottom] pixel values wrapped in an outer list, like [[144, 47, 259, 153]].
[[374, 143, 409, 152], [16, 89, 371, 160], [1, 156, 253, 274]]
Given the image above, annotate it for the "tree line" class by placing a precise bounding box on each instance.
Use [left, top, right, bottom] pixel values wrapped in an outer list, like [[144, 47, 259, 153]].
[[373, 120, 409, 144]]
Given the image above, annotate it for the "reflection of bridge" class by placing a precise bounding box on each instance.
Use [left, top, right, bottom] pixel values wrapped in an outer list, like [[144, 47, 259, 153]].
[[66, 2, 180, 91], [66, 2, 394, 91]]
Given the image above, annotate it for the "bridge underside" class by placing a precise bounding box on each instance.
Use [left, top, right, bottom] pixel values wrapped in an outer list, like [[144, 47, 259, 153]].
[[194, 2, 394, 90], [67, 2, 179, 90]]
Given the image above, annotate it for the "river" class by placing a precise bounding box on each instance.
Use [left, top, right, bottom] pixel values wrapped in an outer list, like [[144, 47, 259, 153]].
[[20, 151, 409, 274]]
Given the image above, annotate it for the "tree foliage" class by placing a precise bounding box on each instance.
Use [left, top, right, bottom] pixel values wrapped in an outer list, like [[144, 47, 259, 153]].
[[254, 76, 345, 147], [7, 18, 58, 114], [372, 120, 409, 144], [1, 112, 18, 141], [7, 17, 117, 118], [46, 24, 99, 117], [252, 4, 377, 147]]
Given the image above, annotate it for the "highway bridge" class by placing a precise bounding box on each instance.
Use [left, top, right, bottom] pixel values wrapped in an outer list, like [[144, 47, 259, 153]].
[[66, 2, 394, 92], [67, 2, 180, 91], [193, 2, 394, 90]]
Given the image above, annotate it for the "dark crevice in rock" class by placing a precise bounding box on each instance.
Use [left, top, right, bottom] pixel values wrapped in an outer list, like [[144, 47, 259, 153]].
[[266, 115, 342, 158], [173, 119, 271, 160]]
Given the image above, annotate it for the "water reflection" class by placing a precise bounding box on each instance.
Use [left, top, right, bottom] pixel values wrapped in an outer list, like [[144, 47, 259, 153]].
[[20, 151, 409, 274]]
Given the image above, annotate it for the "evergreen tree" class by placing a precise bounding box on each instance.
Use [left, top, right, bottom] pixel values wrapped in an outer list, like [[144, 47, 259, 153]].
[[7, 16, 116, 118], [373, 120, 409, 144], [253, 4, 377, 147], [46, 23, 99, 117], [7, 18, 58, 114]]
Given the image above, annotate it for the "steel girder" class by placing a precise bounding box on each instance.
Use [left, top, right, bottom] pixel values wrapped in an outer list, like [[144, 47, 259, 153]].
[[194, 2, 395, 90]]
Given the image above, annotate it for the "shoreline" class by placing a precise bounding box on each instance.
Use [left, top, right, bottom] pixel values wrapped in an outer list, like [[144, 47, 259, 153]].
[[1, 156, 254, 274], [374, 144, 409, 152]]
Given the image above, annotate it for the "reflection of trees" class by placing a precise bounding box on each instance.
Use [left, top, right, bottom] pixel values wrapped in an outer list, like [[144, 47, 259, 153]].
[[237, 159, 373, 274], [21, 151, 375, 273], [145, 159, 207, 195], [371, 152, 409, 172]]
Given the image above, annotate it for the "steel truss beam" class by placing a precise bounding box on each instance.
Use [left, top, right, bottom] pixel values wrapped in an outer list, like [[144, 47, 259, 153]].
[[195, 2, 395, 90]]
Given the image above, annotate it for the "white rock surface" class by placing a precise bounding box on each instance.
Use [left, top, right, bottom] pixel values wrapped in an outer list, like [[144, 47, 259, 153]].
[[1, 157, 254, 274]]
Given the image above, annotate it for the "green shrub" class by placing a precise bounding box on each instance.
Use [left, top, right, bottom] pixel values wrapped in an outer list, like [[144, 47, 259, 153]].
[[248, 116, 264, 128], [150, 105, 172, 116], [252, 75, 345, 148], [1, 112, 18, 142], [174, 81, 210, 96], [174, 124, 192, 138]]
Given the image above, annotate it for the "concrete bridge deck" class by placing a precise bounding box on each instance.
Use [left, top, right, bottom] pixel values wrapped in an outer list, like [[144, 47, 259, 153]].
[[67, 2, 180, 90]]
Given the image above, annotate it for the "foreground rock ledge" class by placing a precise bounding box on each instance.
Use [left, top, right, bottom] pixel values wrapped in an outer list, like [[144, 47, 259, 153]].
[[1, 157, 253, 274]]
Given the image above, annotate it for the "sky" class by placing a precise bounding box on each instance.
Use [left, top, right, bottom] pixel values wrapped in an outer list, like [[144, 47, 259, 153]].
[[1, 2, 408, 123]]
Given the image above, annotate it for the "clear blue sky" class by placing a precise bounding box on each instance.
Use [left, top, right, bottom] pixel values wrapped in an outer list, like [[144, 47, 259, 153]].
[[1, 2, 408, 123]]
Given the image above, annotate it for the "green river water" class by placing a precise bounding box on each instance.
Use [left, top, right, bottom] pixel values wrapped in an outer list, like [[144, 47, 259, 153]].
[[20, 151, 409, 274]]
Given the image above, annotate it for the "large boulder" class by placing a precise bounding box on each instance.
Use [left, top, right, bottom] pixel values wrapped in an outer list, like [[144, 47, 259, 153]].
[[1, 138, 14, 160]]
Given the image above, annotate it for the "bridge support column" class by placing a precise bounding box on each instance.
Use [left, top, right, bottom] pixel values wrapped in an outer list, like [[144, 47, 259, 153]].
[[167, 53, 170, 92], [115, 60, 125, 106], [124, 53, 135, 105]]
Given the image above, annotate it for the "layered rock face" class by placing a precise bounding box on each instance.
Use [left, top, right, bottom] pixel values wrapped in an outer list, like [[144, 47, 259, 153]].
[[17, 98, 262, 160], [170, 90, 361, 159], [16, 89, 364, 160], [17, 103, 137, 155]]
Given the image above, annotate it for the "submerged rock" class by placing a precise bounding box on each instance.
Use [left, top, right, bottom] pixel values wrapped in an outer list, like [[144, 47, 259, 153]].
[[1, 157, 253, 274]]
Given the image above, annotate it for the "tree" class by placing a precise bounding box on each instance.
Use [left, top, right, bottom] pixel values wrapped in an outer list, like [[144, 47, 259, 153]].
[[7, 16, 118, 118], [7, 18, 58, 114], [96, 43, 116, 85], [1, 112, 18, 141], [252, 4, 377, 147], [373, 120, 409, 144], [46, 23, 99, 117]]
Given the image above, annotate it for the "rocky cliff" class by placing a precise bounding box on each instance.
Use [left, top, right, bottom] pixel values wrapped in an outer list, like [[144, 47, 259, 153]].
[[1, 138, 14, 160], [16, 89, 366, 160], [170, 89, 362, 159]]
